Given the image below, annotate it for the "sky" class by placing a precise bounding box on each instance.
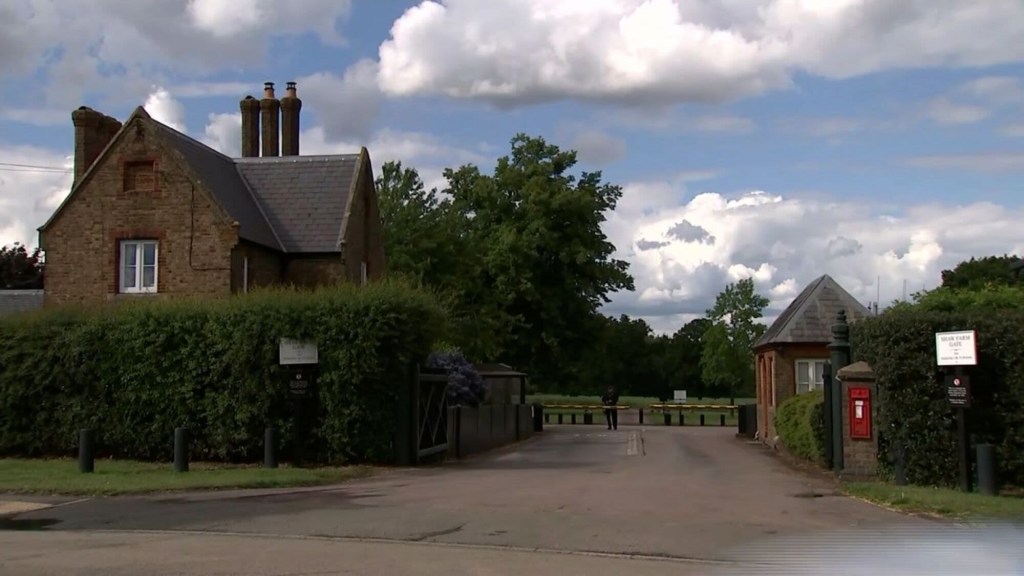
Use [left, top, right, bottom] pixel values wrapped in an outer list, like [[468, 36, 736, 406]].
[[1, 0, 1023, 335]]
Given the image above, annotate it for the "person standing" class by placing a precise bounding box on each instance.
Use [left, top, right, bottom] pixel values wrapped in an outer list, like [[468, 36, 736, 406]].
[[602, 385, 620, 430]]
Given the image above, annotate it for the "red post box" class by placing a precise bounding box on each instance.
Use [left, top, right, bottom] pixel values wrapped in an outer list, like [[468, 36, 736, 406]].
[[849, 386, 871, 439]]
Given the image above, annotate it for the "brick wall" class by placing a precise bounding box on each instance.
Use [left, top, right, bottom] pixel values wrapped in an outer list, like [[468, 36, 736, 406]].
[[759, 344, 830, 443], [340, 156, 387, 284], [42, 116, 239, 307], [230, 242, 284, 293], [284, 256, 344, 288], [838, 361, 878, 479]]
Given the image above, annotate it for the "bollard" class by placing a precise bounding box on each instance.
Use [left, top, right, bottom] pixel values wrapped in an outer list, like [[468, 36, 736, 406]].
[[545, 413, 550, 424], [894, 442, 907, 486], [720, 414, 726, 427], [663, 412, 671, 426], [264, 427, 278, 469], [976, 443, 998, 496], [677, 412, 684, 426], [78, 428, 95, 474], [700, 414, 706, 426], [534, 403, 544, 432], [173, 427, 189, 472], [639, 409, 644, 425], [571, 413, 577, 425], [558, 413, 564, 425], [584, 412, 593, 425]]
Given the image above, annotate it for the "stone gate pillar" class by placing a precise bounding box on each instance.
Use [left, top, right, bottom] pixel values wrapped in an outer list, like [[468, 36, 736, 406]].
[[836, 361, 878, 479]]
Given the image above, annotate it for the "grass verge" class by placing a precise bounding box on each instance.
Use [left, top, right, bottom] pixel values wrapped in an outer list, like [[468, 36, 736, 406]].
[[0, 458, 378, 497], [842, 481, 1024, 521]]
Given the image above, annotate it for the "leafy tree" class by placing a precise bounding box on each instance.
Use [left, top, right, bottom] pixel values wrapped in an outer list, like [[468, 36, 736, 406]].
[[663, 317, 711, 399], [700, 278, 769, 403], [939, 254, 1022, 291], [0, 243, 44, 289], [442, 134, 635, 387]]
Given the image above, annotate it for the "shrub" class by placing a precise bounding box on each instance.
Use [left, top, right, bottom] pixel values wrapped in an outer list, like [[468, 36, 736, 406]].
[[427, 349, 486, 407], [774, 389, 826, 465], [0, 279, 447, 465], [851, 307, 1024, 488]]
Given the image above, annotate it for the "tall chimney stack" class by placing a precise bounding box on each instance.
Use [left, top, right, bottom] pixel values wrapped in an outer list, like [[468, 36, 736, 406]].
[[71, 106, 121, 184], [280, 81, 302, 156], [260, 82, 280, 157], [240, 96, 261, 158]]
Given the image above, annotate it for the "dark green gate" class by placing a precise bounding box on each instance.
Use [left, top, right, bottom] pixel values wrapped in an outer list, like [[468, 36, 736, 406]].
[[396, 365, 449, 465]]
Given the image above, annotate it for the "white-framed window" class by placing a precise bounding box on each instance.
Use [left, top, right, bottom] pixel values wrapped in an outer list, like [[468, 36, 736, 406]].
[[120, 240, 158, 294], [795, 359, 827, 395], [360, 261, 368, 285]]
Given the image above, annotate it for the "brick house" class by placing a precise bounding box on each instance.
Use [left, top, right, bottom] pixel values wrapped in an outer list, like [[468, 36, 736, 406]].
[[753, 275, 869, 443], [38, 82, 386, 307]]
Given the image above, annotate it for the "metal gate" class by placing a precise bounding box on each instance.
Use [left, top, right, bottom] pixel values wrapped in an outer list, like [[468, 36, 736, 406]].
[[413, 367, 449, 463]]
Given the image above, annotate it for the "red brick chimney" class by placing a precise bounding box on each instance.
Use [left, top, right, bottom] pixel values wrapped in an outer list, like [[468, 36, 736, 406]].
[[71, 106, 122, 184], [260, 82, 280, 157], [240, 95, 260, 158], [280, 81, 302, 156]]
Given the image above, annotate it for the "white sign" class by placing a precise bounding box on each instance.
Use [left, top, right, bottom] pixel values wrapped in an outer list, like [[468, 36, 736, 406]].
[[935, 330, 977, 366], [279, 338, 319, 365], [673, 390, 687, 403]]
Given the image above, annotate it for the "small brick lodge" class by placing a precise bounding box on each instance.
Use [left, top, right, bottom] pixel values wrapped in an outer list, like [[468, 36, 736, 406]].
[[752, 274, 870, 444], [38, 82, 386, 307]]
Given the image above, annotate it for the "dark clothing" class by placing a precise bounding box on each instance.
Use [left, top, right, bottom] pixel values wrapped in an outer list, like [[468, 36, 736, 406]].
[[602, 388, 619, 430]]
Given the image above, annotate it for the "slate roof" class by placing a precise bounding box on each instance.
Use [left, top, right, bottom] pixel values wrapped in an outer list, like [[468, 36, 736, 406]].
[[151, 119, 362, 254], [754, 275, 871, 349], [42, 107, 364, 255]]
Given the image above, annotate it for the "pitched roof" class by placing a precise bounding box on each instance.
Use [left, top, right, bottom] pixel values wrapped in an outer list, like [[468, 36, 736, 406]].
[[236, 155, 360, 253], [41, 107, 364, 255], [754, 274, 871, 349]]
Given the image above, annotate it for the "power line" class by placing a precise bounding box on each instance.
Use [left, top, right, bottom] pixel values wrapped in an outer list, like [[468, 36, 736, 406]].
[[0, 161, 71, 174]]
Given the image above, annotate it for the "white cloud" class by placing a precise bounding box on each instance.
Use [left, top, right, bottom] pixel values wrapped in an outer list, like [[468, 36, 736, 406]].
[[0, 0, 353, 111], [603, 182, 1024, 335], [570, 129, 626, 166], [144, 88, 187, 132], [0, 145, 73, 249], [926, 99, 991, 125], [923, 75, 1024, 128], [902, 152, 1024, 172], [377, 0, 1024, 107], [200, 112, 242, 156], [298, 60, 384, 142]]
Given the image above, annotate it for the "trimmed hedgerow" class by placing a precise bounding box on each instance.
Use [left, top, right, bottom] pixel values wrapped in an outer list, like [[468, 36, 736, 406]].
[[0, 279, 447, 465], [851, 300, 1024, 488], [774, 389, 826, 465]]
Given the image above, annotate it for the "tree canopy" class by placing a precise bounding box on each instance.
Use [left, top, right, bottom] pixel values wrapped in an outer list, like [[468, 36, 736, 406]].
[[699, 278, 769, 402], [0, 243, 44, 289]]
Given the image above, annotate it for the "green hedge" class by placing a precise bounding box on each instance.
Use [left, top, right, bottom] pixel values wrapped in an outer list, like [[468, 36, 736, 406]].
[[774, 389, 826, 465], [851, 304, 1024, 488], [0, 280, 447, 464]]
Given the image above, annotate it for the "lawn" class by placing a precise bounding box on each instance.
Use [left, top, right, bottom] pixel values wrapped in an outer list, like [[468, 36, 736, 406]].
[[843, 481, 1024, 521], [0, 458, 378, 496]]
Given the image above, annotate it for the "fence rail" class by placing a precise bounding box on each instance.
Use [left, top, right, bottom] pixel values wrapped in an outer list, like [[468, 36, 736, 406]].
[[539, 403, 739, 427]]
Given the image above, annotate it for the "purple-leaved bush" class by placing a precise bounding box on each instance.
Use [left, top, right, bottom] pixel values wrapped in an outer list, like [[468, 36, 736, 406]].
[[427, 350, 486, 407]]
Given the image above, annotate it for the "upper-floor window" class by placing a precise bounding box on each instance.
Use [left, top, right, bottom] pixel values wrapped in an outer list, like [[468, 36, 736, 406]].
[[120, 240, 158, 293]]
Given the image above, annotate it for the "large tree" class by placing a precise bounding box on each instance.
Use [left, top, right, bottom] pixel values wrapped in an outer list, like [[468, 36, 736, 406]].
[[442, 134, 635, 386], [699, 278, 769, 403], [663, 317, 711, 399], [939, 254, 1022, 290], [0, 243, 44, 289]]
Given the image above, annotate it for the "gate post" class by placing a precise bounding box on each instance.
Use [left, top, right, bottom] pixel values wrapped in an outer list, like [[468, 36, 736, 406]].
[[828, 311, 851, 472], [395, 363, 415, 466], [822, 361, 834, 469]]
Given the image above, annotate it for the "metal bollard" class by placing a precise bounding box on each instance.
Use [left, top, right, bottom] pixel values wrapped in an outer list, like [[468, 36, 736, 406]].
[[639, 409, 644, 425], [663, 412, 671, 426], [571, 413, 577, 425], [264, 427, 278, 469], [700, 414, 706, 426], [558, 413, 563, 425], [174, 427, 190, 472], [78, 428, 95, 473], [720, 414, 726, 426], [545, 413, 550, 424], [583, 412, 593, 425], [976, 443, 998, 496]]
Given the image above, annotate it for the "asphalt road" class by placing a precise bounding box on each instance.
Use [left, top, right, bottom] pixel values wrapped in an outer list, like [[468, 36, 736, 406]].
[[0, 426, 936, 575]]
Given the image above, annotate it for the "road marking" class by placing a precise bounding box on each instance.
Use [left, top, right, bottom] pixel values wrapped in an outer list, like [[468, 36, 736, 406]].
[[626, 431, 640, 456], [0, 501, 53, 516]]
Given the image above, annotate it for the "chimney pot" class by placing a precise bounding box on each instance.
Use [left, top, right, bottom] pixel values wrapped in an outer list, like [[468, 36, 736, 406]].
[[280, 81, 302, 156], [264, 82, 275, 99], [240, 94, 261, 158]]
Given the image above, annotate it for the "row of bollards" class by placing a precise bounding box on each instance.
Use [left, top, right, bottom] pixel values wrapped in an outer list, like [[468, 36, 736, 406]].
[[77, 427, 284, 473], [541, 412, 729, 427]]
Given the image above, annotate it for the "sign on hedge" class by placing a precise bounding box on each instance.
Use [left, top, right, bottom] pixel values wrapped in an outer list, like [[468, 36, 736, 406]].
[[935, 330, 977, 366]]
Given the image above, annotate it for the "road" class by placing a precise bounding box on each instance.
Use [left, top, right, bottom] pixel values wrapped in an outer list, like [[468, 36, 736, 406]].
[[0, 426, 936, 575]]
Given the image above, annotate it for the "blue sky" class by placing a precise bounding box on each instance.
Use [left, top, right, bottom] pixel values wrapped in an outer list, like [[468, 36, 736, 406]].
[[2, 0, 1023, 333]]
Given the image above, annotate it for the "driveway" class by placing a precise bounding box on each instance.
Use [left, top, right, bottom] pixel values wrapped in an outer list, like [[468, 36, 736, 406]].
[[0, 426, 935, 574]]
